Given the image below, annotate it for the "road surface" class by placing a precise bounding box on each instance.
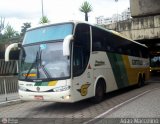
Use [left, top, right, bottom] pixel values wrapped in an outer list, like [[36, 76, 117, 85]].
[[0, 82, 160, 124]]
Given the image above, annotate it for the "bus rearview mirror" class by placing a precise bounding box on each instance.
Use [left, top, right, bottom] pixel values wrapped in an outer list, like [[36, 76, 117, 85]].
[[5, 43, 22, 61], [63, 35, 73, 56]]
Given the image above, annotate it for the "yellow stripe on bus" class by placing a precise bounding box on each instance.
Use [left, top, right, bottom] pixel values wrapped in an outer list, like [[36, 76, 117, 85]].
[[122, 55, 150, 85], [48, 81, 57, 86]]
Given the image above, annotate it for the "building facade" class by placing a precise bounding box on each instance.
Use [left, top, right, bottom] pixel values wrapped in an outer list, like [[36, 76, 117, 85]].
[[96, 8, 131, 25]]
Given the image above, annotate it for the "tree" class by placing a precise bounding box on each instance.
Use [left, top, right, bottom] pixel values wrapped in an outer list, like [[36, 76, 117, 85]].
[[21, 22, 31, 36], [4, 25, 18, 39], [0, 17, 8, 34], [79, 1, 92, 21], [39, 16, 50, 24]]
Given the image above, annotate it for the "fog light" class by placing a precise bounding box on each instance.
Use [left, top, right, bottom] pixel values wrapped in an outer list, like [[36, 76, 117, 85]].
[[64, 95, 70, 100]]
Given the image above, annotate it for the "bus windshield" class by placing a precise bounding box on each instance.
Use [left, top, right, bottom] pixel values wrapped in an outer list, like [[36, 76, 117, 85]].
[[19, 23, 73, 81], [19, 42, 70, 81], [23, 23, 73, 45]]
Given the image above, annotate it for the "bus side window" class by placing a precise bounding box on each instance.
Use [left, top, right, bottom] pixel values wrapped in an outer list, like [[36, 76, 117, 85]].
[[92, 27, 106, 51], [93, 41, 102, 51]]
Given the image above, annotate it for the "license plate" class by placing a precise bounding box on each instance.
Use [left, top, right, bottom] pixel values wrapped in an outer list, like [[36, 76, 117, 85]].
[[34, 95, 44, 100]]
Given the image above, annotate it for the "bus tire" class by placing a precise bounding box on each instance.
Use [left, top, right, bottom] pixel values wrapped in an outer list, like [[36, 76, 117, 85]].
[[137, 74, 144, 88], [92, 80, 105, 103], [143, 74, 146, 85]]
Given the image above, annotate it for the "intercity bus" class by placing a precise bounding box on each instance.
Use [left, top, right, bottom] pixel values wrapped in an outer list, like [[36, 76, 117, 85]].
[[5, 21, 150, 103]]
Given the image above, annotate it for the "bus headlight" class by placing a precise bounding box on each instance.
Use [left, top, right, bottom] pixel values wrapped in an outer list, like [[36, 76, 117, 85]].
[[19, 86, 27, 91], [53, 86, 70, 92], [63, 95, 71, 100]]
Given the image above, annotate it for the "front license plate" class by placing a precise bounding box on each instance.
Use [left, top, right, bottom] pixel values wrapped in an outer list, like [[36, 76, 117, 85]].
[[34, 95, 44, 100]]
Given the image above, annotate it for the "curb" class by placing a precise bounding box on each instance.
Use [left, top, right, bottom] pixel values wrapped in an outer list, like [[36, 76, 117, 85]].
[[0, 99, 24, 107]]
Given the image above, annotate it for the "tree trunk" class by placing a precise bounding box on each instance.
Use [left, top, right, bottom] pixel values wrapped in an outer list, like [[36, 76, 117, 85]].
[[85, 13, 88, 21]]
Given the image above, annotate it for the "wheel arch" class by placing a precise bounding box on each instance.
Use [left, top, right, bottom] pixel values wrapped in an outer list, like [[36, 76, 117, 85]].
[[94, 76, 107, 96]]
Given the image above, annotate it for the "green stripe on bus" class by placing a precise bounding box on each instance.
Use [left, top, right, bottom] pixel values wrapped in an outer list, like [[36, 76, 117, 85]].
[[34, 82, 42, 86], [107, 52, 129, 88], [34, 82, 48, 86]]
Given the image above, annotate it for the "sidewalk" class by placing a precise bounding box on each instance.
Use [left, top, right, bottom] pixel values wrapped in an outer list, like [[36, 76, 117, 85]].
[[0, 93, 19, 103]]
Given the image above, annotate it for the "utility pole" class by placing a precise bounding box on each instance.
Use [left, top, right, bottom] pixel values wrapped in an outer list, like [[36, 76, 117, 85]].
[[41, 0, 44, 17], [115, 0, 118, 31], [115, 0, 118, 22]]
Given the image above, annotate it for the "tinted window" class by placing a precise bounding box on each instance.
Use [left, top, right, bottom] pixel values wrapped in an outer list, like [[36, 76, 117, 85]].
[[92, 26, 149, 58]]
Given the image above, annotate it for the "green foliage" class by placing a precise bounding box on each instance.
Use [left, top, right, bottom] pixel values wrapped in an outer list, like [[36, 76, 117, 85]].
[[39, 16, 50, 24], [79, 1, 92, 13], [0, 17, 8, 34], [0, 24, 21, 44], [79, 1, 92, 21], [21, 22, 31, 36], [4, 25, 18, 39]]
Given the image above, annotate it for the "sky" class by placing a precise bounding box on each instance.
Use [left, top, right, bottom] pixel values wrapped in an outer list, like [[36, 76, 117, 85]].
[[0, 0, 130, 33]]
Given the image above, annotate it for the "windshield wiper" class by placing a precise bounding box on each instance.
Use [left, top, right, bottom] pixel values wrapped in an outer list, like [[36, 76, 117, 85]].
[[24, 45, 53, 80], [39, 50, 52, 79], [25, 51, 39, 80]]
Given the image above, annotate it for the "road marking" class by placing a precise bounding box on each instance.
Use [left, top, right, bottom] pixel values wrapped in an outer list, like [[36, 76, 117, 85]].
[[84, 88, 159, 124]]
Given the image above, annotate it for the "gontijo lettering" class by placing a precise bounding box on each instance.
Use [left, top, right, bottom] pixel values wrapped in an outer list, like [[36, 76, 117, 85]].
[[132, 60, 143, 65]]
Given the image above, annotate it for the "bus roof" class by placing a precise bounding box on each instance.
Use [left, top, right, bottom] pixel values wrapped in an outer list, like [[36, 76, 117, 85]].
[[109, 30, 147, 48], [26, 20, 147, 48], [26, 20, 84, 31]]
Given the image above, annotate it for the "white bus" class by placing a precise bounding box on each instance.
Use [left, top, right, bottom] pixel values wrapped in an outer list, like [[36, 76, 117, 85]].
[[5, 21, 150, 103]]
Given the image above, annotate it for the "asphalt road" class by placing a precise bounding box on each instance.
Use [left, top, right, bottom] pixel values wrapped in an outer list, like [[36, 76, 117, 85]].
[[0, 82, 160, 124], [88, 83, 160, 124], [106, 88, 160, 118]]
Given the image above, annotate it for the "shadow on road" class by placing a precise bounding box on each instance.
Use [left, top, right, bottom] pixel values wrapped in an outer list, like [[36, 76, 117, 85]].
[[32, 84, 146, 114]]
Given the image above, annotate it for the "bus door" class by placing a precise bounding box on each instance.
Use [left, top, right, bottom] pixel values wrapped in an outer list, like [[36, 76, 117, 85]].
[[72, 24, 93, 99]]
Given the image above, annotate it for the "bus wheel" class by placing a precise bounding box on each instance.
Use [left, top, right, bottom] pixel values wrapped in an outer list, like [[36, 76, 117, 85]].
[[137, 74, 144, 88], [143, 74, 146, 85], [92, 81, 105, 103]]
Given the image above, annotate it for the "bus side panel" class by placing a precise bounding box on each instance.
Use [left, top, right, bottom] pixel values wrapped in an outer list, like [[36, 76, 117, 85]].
[[122, 55, 150, 85], [71, 63, 94, 102], [107, 52, 150, 88], [107, 52, 129, 89], [71, 51, 119, 102], [91, 51, 118, 93]]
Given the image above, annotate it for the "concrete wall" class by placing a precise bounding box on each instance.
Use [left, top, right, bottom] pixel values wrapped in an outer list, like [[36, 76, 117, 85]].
[[104, 15, 160, 41], [130, 0, 160, 17]]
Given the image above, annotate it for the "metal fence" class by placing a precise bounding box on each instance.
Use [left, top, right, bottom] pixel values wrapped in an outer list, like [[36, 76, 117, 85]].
[[0, 59, 18, 76], [0, 76, 19, 102]]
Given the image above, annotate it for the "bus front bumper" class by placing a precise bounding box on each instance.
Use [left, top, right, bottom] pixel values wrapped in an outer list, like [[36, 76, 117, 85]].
[[18, 90, 74, 103]]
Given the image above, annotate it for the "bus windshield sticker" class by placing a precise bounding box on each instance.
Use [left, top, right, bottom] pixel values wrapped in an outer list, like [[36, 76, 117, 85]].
[[23, 73, 36, 77], [40, 44, 47, 50]]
